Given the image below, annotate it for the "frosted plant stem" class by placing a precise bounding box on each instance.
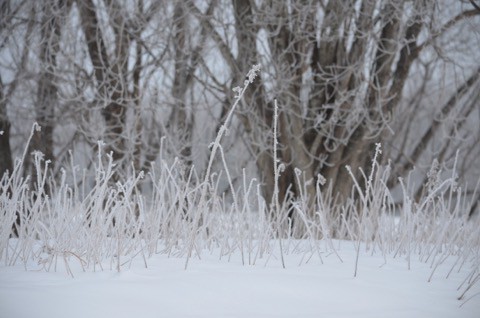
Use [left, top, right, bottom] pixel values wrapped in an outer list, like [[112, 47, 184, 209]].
[[185, 65, 261, 270], [272, 100, 285, 269]]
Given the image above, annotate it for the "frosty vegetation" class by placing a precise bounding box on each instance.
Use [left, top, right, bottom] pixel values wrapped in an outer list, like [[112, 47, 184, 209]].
[[0, 0, 479, 306], [1, 64, 479, 304]]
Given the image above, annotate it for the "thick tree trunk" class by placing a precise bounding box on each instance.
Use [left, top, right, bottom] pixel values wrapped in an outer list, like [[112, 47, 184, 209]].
[[26, 0, 69, 192], [0, 79, 13, 179], [0, 3, 13, 179], [169, 2, 192, 166], [232, 0, 277, 206], [77, 0, 128, 174]]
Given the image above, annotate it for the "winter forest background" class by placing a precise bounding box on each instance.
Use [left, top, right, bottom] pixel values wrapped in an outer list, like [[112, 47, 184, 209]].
[[1, 0, 480, 294], [1, 0, 480, 315], [1, 0, 479, 212]]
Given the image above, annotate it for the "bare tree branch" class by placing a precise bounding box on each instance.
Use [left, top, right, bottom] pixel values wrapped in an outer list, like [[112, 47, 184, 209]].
[[469, 0, 480, 12]]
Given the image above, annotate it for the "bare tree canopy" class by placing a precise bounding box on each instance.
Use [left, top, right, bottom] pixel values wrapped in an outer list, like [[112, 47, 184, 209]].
[[0, 0, 479, 220]]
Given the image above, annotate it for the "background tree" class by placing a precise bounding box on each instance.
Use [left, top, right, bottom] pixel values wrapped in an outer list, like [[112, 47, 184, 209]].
[[0, 0, 478, 223], [0, 0, 21, 178], [195, 0, 480, 217]]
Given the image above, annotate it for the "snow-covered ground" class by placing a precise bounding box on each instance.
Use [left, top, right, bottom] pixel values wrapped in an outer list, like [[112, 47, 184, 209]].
[[1, 241, 478, 318]]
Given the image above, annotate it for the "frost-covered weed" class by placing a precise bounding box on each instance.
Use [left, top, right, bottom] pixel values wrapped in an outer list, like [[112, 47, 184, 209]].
[[0, 66, 478, 302]]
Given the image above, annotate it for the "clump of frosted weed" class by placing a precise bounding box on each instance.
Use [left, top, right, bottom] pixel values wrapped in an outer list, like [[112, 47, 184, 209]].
[[0, 65, 479, 303]]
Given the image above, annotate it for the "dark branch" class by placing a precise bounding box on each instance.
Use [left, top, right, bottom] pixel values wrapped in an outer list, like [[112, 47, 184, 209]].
[[469, 0, 480, 11]]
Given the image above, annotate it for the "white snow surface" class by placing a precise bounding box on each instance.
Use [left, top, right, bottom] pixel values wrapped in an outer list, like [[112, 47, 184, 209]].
[[1, 241, 479, 318]]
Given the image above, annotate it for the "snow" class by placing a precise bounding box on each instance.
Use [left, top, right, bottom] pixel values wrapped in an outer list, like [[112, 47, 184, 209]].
[[1, 241, 478, 318]]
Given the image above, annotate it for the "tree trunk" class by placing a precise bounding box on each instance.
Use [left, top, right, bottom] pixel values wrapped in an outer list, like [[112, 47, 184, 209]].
[[77, 0, 128, 177], [0, 78, 13, 178], [169, 2, 193, 166], [0, 3, 13, 179]]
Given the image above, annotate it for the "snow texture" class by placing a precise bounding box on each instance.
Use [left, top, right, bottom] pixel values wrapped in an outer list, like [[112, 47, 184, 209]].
[[1, 241, 478, 318]]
